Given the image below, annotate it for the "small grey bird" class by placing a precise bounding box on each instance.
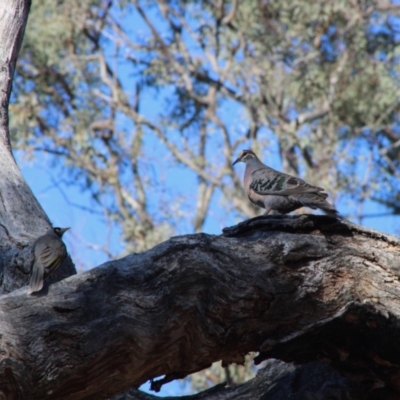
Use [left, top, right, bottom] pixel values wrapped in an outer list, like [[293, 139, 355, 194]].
[[28, 227, 70, 294], [232, 149, 338, 217]]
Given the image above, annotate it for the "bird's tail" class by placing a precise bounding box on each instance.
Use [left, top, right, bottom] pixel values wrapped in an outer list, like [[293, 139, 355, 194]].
[[295, 193, 340, 218], [28, 261, 44, 294], [318, 202, 340, 218]]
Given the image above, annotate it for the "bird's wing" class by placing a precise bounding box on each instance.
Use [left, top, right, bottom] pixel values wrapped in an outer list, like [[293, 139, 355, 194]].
[[28, 260, 44, 294], [39, 242, 66, 272], [250, 168, 326, 196]]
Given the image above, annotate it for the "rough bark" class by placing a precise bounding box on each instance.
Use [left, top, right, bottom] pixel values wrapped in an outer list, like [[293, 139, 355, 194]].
[[0, 0, 76, 294], [0, 215, 399, 399]]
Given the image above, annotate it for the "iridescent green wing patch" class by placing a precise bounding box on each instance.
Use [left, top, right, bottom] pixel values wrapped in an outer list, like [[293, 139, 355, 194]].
[[275, 176, 286, 190], [251, 170, 324, 196], [251, 175, 287, 193]]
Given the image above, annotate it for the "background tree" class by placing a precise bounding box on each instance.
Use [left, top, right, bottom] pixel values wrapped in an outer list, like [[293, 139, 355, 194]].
[[11, 0, 400, 250], [8, 0, 400, 395]]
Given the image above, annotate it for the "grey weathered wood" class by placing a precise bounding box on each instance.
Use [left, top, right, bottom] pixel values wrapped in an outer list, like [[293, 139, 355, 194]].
[[0, 0, 46, 239], [0, 0, 76, 294], [0, 215, 399, 399]]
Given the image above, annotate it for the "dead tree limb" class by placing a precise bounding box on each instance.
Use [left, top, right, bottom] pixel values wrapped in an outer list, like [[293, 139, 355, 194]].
[[0, 215, 399, 399]]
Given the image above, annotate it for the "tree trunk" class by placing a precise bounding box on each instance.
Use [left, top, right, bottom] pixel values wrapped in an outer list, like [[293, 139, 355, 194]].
[[0, 0, 76, 294], [0, 215, 399, 399]]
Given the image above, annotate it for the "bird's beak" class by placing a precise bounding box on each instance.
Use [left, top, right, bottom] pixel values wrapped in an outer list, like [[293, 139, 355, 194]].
[[232, 157, 241, 166], [60, 227, 71, 235]]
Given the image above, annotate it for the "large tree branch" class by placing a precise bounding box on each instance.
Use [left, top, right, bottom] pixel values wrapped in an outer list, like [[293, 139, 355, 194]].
[[0, 216, 400, 399], [0, 0, 30, 151]]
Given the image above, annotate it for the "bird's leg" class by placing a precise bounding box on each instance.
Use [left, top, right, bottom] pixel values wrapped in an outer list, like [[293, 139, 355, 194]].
[[263, 208, 271, 216]]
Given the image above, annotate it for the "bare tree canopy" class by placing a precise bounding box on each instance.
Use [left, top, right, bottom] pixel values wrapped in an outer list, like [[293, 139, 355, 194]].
[[9, 0, 400, 258]]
